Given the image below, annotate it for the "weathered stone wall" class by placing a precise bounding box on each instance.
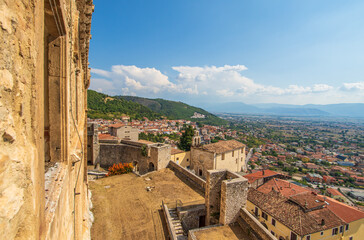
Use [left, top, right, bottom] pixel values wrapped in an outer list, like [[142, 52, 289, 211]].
[[205, 169, 248, 226], [87, 123, 99, 165], [190, 148, 214, 178], [98, 142, 170, 175], [178, 204, 206, 231], [238, 208, 277, 240], [205, 170, 227, 225], [168, 161, 206, 193], [219, 177, 248, 225], [0, 0, 93, 239]]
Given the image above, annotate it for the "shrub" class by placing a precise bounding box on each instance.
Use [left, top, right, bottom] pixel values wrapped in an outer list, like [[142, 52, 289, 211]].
[[106, 163, 133, 176]]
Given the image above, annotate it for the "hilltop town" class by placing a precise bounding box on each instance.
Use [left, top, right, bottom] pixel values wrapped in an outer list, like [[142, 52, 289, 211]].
[[1, 1, 364, 240]]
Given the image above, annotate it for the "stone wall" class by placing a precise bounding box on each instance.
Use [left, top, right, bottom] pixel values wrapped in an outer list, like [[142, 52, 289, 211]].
[[238, 208, 277, 240], [205, 169, 248, 226], [190, 148, 214, 178], [178, 204, 206, 231], [219, 177, 248, 225], [168, 161, 206, 193], [98, 141, 170, 175], [0, 0, 93, 239]]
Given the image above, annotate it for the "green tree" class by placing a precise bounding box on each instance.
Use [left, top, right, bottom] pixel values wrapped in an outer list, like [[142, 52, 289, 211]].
[[178, 125, 195, 151]]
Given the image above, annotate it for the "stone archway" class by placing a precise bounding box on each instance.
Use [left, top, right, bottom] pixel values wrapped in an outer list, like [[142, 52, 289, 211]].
[[148, 162, 155, 172]]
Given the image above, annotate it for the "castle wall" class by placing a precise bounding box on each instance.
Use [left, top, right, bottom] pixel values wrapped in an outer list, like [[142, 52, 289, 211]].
[[98, 142, 170, 175], [0, 0, 93, 239]]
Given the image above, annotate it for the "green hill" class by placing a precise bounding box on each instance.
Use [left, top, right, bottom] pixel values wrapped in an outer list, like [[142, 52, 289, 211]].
[[117, 96, 227, 125], [87, 90, 161, 120], [87, 90, 227, 125]]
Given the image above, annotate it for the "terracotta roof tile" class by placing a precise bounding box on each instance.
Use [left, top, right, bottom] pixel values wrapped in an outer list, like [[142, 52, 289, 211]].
[[244, 170, 282, 184], [326, 188, 344, 197], [248, 188, 345, 236], [198, 140, 245, 154]]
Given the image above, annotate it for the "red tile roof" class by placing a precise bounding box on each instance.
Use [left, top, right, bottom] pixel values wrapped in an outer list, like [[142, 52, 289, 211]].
[[326, 188, 344, 197], [108, 123, 125, 128], [257, 178, 364, 224], [198, 140, 245, 154], [257, 178, 310, 196], [98, 133, 118, 140], [244, 170, 282, 184]]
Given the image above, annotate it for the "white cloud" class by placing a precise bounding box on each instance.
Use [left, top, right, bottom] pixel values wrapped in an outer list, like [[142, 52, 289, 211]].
[[90, 64, 341, 104], [341, 82, 364, 91]]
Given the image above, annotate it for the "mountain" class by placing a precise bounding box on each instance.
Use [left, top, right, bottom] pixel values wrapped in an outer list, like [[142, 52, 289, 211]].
[[203, 102, 364, 117], [87, 90, 161, 120], [117, 96, 227, 125], [87, 90, 227, 125]]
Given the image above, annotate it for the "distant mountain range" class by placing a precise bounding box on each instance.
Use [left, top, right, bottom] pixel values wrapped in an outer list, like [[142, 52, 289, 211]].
[[199, 102, 364, 117], [87, 90, 227, 125]]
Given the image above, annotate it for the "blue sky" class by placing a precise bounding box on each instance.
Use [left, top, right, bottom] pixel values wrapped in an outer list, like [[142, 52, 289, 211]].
[[89, 0, 364, 105]]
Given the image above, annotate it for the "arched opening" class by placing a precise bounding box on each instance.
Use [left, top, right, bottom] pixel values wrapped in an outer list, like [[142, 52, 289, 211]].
[[133, 161, 139, 172], [148, 162, 155, 172], [199, 169, 203, 176]]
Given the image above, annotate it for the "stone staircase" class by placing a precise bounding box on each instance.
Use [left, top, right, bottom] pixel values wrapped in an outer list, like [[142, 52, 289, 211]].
[[168, 208, 187, 240]]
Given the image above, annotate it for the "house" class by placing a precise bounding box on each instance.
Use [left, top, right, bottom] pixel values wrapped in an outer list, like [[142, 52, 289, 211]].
[[190, 140, 246, 178], [109, 124, 139, 141], [323, 175, 336, 184], [243, 170, 290, 189], [306, 173, 323, 183], [171, 148, 191, 168], [249, 178, 364, 240]]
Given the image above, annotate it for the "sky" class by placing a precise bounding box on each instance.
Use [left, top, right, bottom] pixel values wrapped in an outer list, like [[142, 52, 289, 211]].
[[89, 0, 364, 106]]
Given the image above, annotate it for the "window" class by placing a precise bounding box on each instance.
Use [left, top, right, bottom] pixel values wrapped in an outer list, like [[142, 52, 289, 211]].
[[176, 158, 179, 161], [254, 207, 259, 217], [222, 153, 225, 160], [241, 148, 244, 153], [346, 224, 349, 231], [349, 237, 353, 240], [187, 158, 189, 162], [232, 151, 234, 157], [340, 226, 343, 233], [320, 232, 324, 236], [332, 228, 338, 235], [262, 212, 268, 220], [306, 235, 311, 240], [272, 218, 276, 226], [271, 231, 275, 236], [290, 232, 297, 240]]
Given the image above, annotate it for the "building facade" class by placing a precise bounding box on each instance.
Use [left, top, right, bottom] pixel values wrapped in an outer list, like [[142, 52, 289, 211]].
[[190, 140, 246, 178], [109, 124, 139, 141], [0, 0, 93, 239]]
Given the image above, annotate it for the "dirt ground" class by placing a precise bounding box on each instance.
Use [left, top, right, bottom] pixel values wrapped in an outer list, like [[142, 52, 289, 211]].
[[89, 168, 204, 240], [193, 224, 252, 240]]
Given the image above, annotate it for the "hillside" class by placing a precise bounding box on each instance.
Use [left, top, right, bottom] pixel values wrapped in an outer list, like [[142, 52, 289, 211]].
[[87, 90, 162, 120], [118, 96, 227, 125], [87, 90, 227, 125]]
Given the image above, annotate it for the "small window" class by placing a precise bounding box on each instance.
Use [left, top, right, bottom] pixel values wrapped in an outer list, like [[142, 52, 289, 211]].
[[340, 226, 343, 233], [306, 236, 311, 240], [222, 153, 225, 160], [262, 212, 268, 220], [232, 151, 234, 157], [176, 157, 179, 161], [291, 232, 297, 240], [332, 228, 338, 235], [349, 237, 353, 240], [241, 157, 243, 162], [272, 218, 276, 226], [187, 158, 189, 162], [320, 232, 324, 236], [241, 148, 243, 153], [346, 224, 349, 231], [271, 231, 275, 236]]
